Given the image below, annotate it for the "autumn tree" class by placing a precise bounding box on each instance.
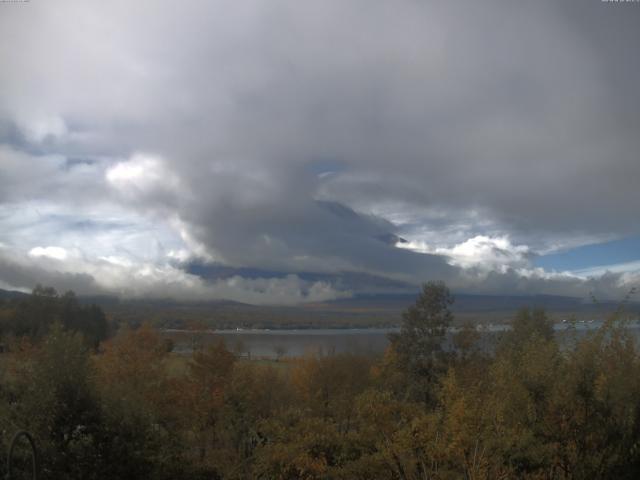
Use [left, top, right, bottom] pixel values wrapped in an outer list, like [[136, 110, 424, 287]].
[[94, 323, 183, 479], [292, 353, 373, 424], [178, 339, 236, 473], [549, 316, 640, 478], [253, 353, 376, 479], [452, 322, 482, 363], [213, 362, 293, 478], [502, 307, 554, 351]]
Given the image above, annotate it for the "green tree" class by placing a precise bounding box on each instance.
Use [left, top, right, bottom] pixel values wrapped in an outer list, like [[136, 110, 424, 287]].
[[1, 286, 109, 348], [503, 307, 554, 350], [388, 281, 454, 404], [8, 323, 104, 479]]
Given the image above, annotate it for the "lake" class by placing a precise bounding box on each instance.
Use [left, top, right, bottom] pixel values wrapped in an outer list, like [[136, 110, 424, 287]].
[[165, 327, 396, 358], [163, 319, 640, 359]]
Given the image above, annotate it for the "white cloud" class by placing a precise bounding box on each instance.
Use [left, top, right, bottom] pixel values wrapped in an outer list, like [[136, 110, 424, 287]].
[[106, 153, 180, 197], [398, 235, 531, 272], [167, 249, 192, 263], [28, 246, 69, 261], [572, 260, 640, 279]]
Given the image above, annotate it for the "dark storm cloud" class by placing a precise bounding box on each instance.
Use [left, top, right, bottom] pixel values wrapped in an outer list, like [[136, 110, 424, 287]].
[[0, 0, 638, 300]]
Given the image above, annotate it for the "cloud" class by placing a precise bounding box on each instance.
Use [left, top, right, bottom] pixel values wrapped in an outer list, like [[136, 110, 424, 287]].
[[106, 153, 181, 202], [398, 235, 532, 272], [17, 114, 68, 144], [29, 246, 69, 261], [0, 0, 638, 301], [0, 245, 348, 305], [573, 260, 640, 280], [0, 249, 100, 295]]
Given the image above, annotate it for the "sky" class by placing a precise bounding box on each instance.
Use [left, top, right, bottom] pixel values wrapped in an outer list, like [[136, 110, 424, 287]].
[[0, 0, 639, 304]]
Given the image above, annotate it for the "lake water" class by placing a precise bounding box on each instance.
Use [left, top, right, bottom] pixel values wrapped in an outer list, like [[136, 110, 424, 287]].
[[166, 328, 396, 358], [164, 320, 640, 359]]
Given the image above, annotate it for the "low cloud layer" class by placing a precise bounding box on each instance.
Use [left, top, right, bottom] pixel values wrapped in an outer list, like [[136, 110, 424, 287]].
[[0, 244, 346, 305], [0, 1, 639, 302]]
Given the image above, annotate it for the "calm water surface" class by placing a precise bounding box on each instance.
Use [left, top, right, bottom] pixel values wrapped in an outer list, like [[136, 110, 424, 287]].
[[165, 320, 640, 358]]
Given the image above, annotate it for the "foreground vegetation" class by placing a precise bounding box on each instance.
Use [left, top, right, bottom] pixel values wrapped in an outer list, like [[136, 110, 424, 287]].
[[0, 283, 639, 479]]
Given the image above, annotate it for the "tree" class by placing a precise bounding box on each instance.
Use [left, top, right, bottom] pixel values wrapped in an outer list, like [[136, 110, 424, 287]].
[[180, 340, 236, 471], [8, 323, 104, 479], [1, 286, 109, 348], [58, 291, 109, 349], [213, 362, 294, 478], [452, 322, 482, 363], [388, 281, 454, 404], [292, 353, 373, 424], [504, 307, 554, 349], [494, 307, 556, 380], [94, 323, 182, 479]]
